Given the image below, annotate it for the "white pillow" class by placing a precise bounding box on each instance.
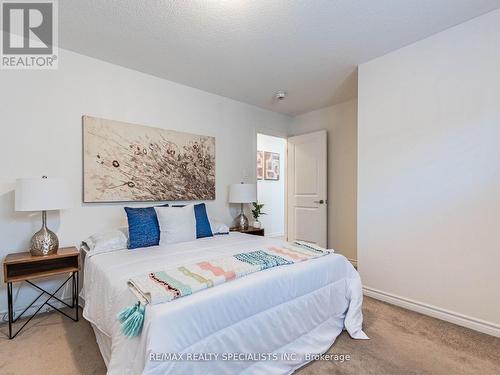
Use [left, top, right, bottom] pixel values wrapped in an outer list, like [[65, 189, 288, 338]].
[[155, 205, 197, 245], [210, 218, 230, 235], [82, 228, 128, 255]]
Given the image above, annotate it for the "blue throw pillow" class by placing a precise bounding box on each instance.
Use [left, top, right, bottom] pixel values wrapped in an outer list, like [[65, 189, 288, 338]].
[[193, 203, 213, 239], [125, 204, 168, 249]]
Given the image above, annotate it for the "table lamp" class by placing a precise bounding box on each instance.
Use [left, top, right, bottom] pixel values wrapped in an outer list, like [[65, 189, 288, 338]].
[[15, 176, 72, 256], [229, 183, 256, 230]]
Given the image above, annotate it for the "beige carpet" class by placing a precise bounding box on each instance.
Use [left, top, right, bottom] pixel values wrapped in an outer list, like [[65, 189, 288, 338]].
[[0, 297, 498, 374]]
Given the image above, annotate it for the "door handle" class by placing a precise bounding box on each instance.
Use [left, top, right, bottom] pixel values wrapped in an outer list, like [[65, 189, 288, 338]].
[[314, 200, 325, 204]]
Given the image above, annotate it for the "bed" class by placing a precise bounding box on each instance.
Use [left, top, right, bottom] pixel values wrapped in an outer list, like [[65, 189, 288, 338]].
[[81, 232, 367, 374]]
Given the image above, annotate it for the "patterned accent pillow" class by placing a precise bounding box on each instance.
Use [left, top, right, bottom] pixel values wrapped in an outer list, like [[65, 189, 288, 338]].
[[125, 204, 168, 249]]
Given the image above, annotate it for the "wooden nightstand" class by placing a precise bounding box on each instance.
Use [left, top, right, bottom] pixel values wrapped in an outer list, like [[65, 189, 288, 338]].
[[230, 226, 265, 236], [3, 247, 80, 339]]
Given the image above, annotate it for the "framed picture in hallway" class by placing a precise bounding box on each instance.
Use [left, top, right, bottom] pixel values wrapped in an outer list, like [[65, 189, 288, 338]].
[[257, 151, 264, 180], [264, 151, 280, 180]]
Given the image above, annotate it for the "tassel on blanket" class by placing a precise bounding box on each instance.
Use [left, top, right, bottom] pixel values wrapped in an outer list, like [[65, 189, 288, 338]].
[[118, 302, 145, 337], [117, 303, 138, 323]]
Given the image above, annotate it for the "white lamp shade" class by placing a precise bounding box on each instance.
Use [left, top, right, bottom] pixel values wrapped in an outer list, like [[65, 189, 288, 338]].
[[229, 183, 256, 203], [15, 177, 72, 211]]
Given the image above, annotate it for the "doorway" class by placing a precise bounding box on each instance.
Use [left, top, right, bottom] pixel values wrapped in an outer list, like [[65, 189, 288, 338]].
[[256, 133, 287, 239]]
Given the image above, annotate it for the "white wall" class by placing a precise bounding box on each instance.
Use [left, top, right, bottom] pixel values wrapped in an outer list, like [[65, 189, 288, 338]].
[[0, 48, 291, 316], [290, 99, 358, 262], [257, 134, 286, 237], [358, 9, 500, 334]]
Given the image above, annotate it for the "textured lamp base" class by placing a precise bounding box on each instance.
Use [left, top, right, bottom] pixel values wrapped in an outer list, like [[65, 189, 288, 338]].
[[30, 211, 59, 256], [235, 212, 249, 230]]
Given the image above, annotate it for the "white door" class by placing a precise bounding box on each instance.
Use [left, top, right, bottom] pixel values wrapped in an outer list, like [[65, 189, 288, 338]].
[[287, 130, 327, 247]]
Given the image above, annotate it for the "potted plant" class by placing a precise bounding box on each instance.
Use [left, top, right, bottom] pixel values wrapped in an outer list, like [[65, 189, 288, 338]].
[[251, 202, 266, 229]]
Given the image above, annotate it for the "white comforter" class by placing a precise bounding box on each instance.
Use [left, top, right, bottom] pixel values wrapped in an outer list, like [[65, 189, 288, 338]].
[[82, 233, 367, 375]]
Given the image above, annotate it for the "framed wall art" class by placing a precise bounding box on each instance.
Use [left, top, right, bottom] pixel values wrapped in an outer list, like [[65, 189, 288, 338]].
[[83, 116, 216, 202], [264, 151, 280, 181], [257, 151, 264, 180]]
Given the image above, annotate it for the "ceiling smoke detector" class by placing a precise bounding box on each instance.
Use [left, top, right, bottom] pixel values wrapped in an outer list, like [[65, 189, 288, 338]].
[[275, 91, 287, 101]]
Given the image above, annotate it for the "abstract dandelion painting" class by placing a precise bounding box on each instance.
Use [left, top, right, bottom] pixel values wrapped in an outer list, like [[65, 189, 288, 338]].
[[83, 116, 216, 202]]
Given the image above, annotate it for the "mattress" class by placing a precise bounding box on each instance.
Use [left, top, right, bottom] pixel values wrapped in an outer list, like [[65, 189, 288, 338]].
[[81, 233, 367, 374]]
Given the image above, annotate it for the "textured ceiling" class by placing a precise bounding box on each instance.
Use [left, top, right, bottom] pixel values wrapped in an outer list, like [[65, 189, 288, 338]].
[[59, 1, 500, 115]]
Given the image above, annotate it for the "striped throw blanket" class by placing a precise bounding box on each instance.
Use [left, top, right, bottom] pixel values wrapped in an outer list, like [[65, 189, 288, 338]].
[[118, 241, 332, 337], [129, 241, 332, 305]]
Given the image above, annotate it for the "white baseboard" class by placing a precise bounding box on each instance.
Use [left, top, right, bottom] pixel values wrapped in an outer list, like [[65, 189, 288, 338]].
[[363, 286, 500, 338]]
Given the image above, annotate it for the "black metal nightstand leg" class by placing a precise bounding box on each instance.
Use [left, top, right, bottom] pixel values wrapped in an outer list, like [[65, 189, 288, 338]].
[[7, 282, 13, 339], [75, 271, 79, 321]]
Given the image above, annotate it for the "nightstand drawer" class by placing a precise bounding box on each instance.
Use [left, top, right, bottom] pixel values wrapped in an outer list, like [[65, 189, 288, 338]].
[[3, 247, 80, 283], [5, 257, 78, 282]]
